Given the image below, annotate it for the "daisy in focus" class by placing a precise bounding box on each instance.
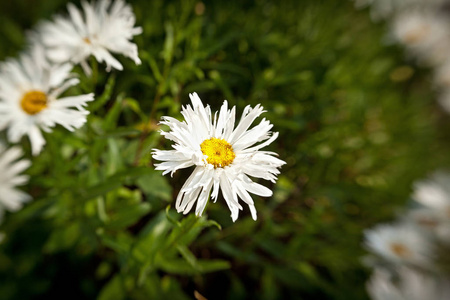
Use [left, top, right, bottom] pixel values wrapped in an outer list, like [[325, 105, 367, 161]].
[[0, 46, 94, 155], [34, 0, 142, 74], [152, 93, 285, 222], [0, 144, 31, 223], [364, 222, 433, 268]]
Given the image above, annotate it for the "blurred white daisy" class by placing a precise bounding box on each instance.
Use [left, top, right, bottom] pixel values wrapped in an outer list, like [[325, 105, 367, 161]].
[[413, 171, 450, 218], [364, 222, 433, 267], [152, 92, 285, 222], [438, 89, 450, 114], [405, 208, 450, 244], [0, 46, 94, 155], [367, 266, 450, 300], [0, 144, 31, 223], [34, 0, 142, 74], [391, 9, 450, 65], [354, 0, 396, 21], [434, 60, 450, 88], [354, 0, 446, 21]]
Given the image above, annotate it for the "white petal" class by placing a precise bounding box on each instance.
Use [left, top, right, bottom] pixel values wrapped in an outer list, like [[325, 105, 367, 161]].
[[28, 125, 46, 156], [228, 104, 265, 144], [239, 174, 272, 197], [220, 171, 242, 221], [234, 181, 258, 220]]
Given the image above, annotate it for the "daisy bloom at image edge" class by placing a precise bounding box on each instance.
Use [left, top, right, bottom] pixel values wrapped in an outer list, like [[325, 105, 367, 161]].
[[0, 144, 31, 223], [152, 92, 286, 222], [33, 0, 142, 74], [367, 267, 449, 300], [412, 171, 450, 215], [0, 46, 94, 155]]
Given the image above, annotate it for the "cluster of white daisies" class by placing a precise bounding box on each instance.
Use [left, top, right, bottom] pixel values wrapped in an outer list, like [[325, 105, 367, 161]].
[[363, 172, 450, 299], [0, 0, 141, 223], [355, 0, 450, 112], [0, 1, 285, 224], [353, 1, 450, 298]]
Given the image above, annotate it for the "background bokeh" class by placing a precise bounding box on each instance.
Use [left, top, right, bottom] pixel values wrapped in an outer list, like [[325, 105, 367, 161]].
[[1, 0, 450, 299]]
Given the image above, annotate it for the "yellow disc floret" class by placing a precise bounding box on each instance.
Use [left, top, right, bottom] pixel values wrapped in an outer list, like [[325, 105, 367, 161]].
[[200, 137, 236, 168], [20, 90, 47, 115], [390, 243, 411, 258]]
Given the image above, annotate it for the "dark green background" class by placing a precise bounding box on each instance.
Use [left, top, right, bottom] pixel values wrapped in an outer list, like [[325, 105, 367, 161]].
[[1, 0, 449, 299]]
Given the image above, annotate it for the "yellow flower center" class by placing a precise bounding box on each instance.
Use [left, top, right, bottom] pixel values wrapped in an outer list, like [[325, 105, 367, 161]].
[[200, 138, 236, 168], [390, 243, 411, 258], [20, 90, 47, 115], [403, 25, 430, 45]]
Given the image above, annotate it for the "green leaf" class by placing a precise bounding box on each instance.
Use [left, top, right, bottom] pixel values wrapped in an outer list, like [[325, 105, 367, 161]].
[[132, 211, 174, 264], [124, 98, 148, 122], [106, 138, 123, 176], [43, 222, 80, 253], [162, 22, 174, 66], [98, 232, 133, 255], [103, 94, 125, 131], [144, 52, 163, 82], [163, 214, 222, 249], [105, 202, 151, 230], [158, 244, 231, 274], [136, 171, 172, 201], [76, 167, 154, 202], [99, 128, 141, 139], [97, 275, 125, 300], [195, 259, 231, 273], [90, 74, 116, 112]]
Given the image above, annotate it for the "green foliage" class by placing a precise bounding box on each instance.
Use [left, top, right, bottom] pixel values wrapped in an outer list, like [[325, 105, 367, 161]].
[[1, 0, 450, 299]]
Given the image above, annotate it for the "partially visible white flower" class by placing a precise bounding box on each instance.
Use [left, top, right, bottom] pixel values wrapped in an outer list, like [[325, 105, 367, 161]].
[[364, 222, 433, 267], [437, 89, 450, 114], [404, 208, 450, 244], [354, 0, 446, 21], [413, 171, 450, 217], [390, 9, 450, 64], [434, 60, 450, 88], [354, 0, 450, 115], [0, 144, 31, 223], [354, 0, 396, 20], [367, 267, 406, 300], [367, 267, 450, 300], [0, 46, 94, 155], [33, 0, 142, 74], [152, 92, 285, 222]]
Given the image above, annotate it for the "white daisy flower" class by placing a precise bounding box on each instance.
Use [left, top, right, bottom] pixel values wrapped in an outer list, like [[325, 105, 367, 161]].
[[367, 267, 450, 300], [0, 46, 94, 155], [152, 92, 285, 222], [413, 171, 450, 218], [364, 222, 433, 267], [405, 208, 450, 243], [434, 60, 450, 88], [437, 89, 450, 114], [33, 0, 142, 74], [391, 9, 450, 65], [0, 144, 31, 223]]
